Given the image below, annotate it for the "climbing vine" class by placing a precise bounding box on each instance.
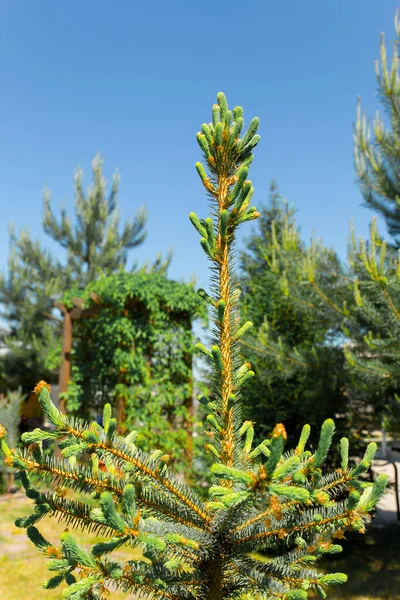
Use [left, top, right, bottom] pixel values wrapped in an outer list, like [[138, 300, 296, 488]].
[[61, 273, 205, 467]]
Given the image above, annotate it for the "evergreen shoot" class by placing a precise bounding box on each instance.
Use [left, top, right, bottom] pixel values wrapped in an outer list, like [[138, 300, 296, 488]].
[[0, 93, 387, 600]]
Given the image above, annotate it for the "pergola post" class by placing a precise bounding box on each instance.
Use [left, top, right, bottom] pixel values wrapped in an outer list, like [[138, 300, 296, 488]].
[[55, 302, 72, 415]]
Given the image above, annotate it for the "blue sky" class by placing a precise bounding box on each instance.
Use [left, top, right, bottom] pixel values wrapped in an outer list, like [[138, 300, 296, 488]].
[[0, 0, 398, 293]]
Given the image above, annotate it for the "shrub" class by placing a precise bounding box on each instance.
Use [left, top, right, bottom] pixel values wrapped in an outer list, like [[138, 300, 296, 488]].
[[0, 388, 23, 492]]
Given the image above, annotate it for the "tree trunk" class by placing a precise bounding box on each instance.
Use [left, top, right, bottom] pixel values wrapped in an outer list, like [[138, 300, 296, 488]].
[[204, 557, 224, 600], [58, 308, 72, 415]]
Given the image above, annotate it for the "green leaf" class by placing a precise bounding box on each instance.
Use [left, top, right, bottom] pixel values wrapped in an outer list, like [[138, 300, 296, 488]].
[[347, 490, 360, 510], [210, 463, 253, 485], [61, 532, 97, 568], [212, 104, 221, 127], [92, 536, 128, 557], [211, 345, 223, 371], [195, 342, 212, 358], [285, 590, 308, 600], [244, 426, 254, 454], [197, 133, 210, 156], [62, 577, 99, 599], [195, 162, 208, 185], [103, 403, 112, 432], [319, 573, 348, 586], [270, 484, 309, 501], [217, 92, 228, 120], [138, 532, 166, 552], [47, 558, 70, 571], [197, 287, 214, 305], [313, 419, 335, 467], [26, 526, 51, 551], [215, 122, 223, 146], [217, 299, 226, 323], [106, 418, 117, 441], [200, 237, 214, 258], [241, 117, 260, 147], [21, 429, 59, 444], [220, 210, 229, 238], [358, 474, 388, 511], [363, 442, 377, 465], [235, 321, 253, 339], [340, 438, 349, 470], [266, 435, 285, 477], [231, 166, 249, 200], [273, 455, 300, 480], [121, 484, 136, 518], [99, 492, 126, 533], [201, 123, 213, 144], [296, 424, 311, 453], [44, 575, 65, 590], [36, 385, 64, 428]]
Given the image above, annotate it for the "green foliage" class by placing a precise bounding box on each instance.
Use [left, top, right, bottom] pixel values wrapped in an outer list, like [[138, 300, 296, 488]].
[[0, 155, 169, 394], [62, 272, 205, 467], [0, 388, 24, 448], [354, 10, 400, 247], [0, 93, 386, 600], [239, 187, 355, 449], [345, 218, 400, 431], [0, 388, 23, 492], [240, 178, 400, 438]]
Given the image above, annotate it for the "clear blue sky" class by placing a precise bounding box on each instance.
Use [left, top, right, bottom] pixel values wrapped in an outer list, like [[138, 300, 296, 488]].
[[0, 0, 398, 293]]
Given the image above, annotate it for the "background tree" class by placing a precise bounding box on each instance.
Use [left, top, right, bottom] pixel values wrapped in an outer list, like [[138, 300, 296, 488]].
[[354, 10, 400, 246], [0, 154, 170, 394], [238, 13, 400, 447], [243, 200, 400, 439], [344, 218, 400, 434], [239, 185, 354, 450]]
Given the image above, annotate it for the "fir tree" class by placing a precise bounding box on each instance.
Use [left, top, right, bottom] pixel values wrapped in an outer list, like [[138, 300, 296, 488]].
[[41, 154, 148, 286], [354, 10, 400, 246], [0, 93, 387, 600]]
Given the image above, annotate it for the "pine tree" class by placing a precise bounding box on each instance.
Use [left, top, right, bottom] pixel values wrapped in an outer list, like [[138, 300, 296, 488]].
[[42, 154, 148, 286], [345, 218, 400, 432], [354, 10, 400, 246], [0, 155, 166, 392], [249, 202, 400, 436], [0, 93, 387, 600], [239, 186, 351, 448]]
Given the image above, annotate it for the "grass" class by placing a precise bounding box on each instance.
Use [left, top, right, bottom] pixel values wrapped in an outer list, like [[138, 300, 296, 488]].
[[0, 493, 139, 599], [0, 494, 399, 599]]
